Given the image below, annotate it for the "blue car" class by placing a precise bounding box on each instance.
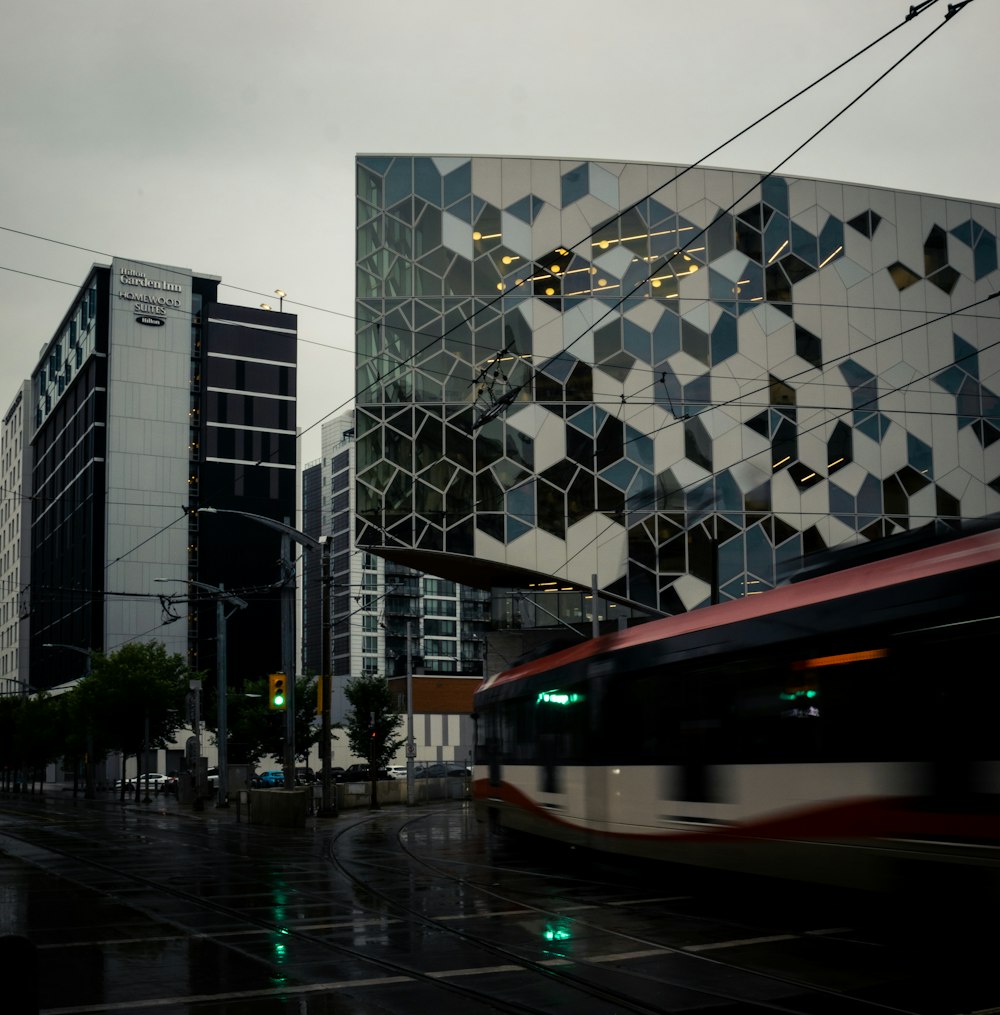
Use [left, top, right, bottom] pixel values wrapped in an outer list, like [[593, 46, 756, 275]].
[[257, 770, 284, 787]]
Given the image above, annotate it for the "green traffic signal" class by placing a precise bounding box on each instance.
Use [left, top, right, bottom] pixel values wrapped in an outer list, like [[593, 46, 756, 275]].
[[269, 673, 287, 711]]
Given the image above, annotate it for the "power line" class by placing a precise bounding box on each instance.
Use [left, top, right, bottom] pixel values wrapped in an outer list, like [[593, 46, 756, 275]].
[[473, 1, 964, 428]]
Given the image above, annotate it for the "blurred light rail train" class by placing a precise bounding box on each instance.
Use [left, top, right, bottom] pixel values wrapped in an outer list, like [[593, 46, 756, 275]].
[[472, 522, 1000, 895]]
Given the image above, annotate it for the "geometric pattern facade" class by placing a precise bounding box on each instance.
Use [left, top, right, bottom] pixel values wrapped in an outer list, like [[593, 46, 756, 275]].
[[355, 156, 1000, 615]]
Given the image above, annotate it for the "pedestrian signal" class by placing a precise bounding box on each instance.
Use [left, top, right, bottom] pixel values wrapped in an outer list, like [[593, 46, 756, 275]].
[[269, 673, 287, 711]]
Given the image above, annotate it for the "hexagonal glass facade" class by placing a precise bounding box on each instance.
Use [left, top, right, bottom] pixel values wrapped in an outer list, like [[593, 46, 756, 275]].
[[355, 155, 1000, 615]]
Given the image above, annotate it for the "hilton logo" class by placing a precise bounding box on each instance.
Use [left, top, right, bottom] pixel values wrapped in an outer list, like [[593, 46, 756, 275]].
[[136, 315, 166, 327]]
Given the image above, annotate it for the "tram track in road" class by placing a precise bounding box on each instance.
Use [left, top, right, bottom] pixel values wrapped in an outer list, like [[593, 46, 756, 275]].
[[325, 806, 937, 1015], [2, 795, 991, 1014], [0, 800, 572, 1014]]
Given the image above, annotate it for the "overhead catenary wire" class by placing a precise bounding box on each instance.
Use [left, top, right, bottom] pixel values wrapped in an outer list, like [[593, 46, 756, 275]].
[[472, 0, 966, 428], [0, 0, 957, 449], [1, 1, 982, 589]]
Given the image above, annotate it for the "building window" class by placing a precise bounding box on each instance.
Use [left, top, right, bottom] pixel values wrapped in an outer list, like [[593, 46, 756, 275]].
[[424, 598, 456, 617]]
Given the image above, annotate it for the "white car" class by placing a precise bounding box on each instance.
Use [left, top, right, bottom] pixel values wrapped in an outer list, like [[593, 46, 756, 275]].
[[127, 773, 172, 790]]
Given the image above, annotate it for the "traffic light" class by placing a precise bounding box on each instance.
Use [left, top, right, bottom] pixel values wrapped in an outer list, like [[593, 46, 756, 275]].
[[269, 673, 287, 711], [369, 711, 377, 738]]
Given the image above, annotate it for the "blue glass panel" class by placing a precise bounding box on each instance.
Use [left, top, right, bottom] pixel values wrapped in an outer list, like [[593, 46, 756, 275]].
[[954, 334, 978, 376], [627, 470, 654, 510], [443, 161, 472, 205], [710, 268, 738, 302], [539, 351, 576, 383], [775, 535, 802, 574], [840, 358, 875, 390], [414, 158, 441, 205], [762, 176, 789, 215], [829, 482, 855, 516], [561, 164, 589, 206], [507, 517, 532, 541], [790, 222, 818, 266], [764, 214, 790, 264], [600, 460, 637, 491], [983, 388, 1000, 424], [358, 155, 392, 173], [951, 220, 974, 247], [857, 473, 882, 517], [624, 319, 651, 363], [648, 197, 676, 226], [655, 368, 683, 415], [446, 196, 473, 224], [819, 216, 845, 265], [737, 262, 764, 304], [906, 433, 933, 477], [934, 364, 965, 394], [682, 373, 711, 414], [385, 158, 413, 208], [711, 313, 738, 364], [717, 534, 745, 587], [624, 426, 654, 469], [715, 471, 743, 511], [746, 524, 775, 586], [975, 233, 998, 279], [506, 195, 533, 223], [957, 376, 982, 420], [568, 407, 595, 435], [652, 312, 680, 362], [506, 480, 534, 521], [855, 413, 880, 440]]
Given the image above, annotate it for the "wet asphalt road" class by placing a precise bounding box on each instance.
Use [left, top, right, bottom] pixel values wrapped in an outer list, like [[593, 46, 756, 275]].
[[1, 788, 998, 1014]]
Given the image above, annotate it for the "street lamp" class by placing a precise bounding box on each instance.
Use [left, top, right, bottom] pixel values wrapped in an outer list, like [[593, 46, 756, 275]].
[[199, 508, 331, 803], [155, 579, 247, 807], [41, 643, 95, 798], [275, 289, 286, 311]]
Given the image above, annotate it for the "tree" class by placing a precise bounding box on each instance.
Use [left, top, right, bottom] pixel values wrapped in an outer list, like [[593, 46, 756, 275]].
[[0, 693, 69, 792], [202, 673, 328, 775], [75, 642, 192, 801], [343, 674, 405, 809]]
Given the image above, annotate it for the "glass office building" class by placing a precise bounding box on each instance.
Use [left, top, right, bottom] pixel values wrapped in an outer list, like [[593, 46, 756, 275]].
[[25, 257, 297, 691], [354, 156, 1000, 616]]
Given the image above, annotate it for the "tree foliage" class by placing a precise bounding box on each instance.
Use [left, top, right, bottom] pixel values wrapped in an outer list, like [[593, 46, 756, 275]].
[[74, 641, 192, 798], [203, 674, 328, 770], [0, 693, 70, 789], [343, 674, 405, 768]]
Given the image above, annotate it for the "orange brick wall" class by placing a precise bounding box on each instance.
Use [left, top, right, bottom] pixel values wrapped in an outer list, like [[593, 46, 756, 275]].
[[387, 676, 481, 714]]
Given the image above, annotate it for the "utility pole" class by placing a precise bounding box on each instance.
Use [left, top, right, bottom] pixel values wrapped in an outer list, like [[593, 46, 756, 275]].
[[281, 526, 296, 789], [318, 536, 335, 816]]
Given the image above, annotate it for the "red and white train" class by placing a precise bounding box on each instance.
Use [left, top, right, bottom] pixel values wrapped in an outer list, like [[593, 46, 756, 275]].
[[473, 522, 1000, 894]]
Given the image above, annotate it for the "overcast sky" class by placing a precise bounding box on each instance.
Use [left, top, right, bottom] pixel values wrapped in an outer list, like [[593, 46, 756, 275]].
[[2, 0, 997, 466]]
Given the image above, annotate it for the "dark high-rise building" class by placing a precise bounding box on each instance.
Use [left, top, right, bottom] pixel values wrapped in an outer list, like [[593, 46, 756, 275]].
[[26, 256, 297, 692]]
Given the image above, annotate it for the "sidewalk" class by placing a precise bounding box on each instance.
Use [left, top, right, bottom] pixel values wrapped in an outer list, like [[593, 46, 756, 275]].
[[27, 780, 462, 828]]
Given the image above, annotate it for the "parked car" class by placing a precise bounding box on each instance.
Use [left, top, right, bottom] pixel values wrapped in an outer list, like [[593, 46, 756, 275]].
[[129, 773, 172, 790], [257, 770, 284, 787], [295, 767, 316, 785], [341, 763, 393, 781]]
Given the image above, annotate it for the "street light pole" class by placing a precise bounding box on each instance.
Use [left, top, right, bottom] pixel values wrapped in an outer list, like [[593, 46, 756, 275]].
[[318, 536, 335, 816], [199, 507, 323, 795], [281, 528, 295, 787], [156, 578, 247, 807]]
